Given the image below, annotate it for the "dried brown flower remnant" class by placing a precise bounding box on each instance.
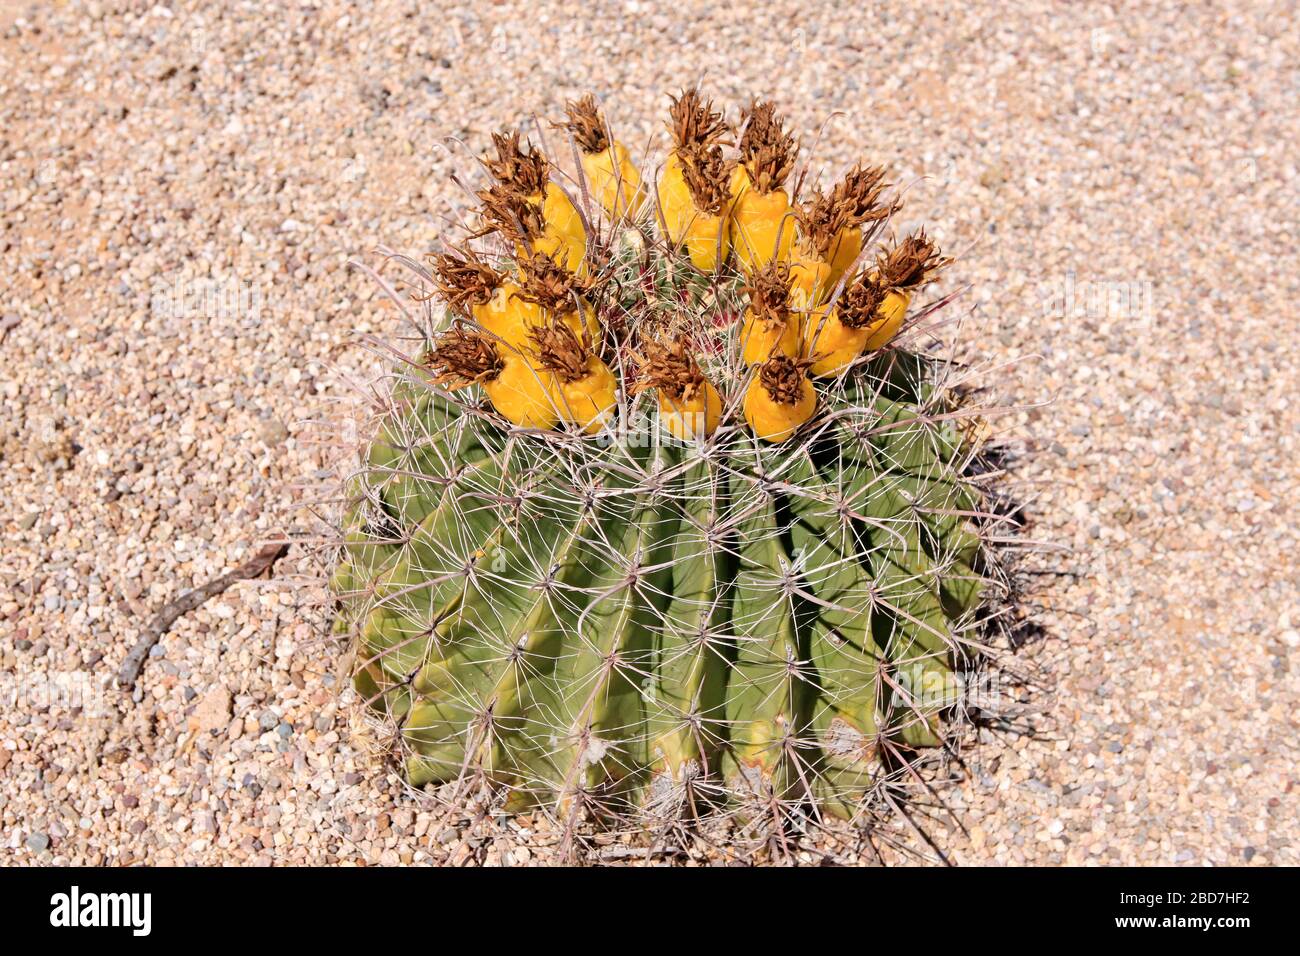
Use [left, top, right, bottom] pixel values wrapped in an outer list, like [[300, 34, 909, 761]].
[[757, 353, 810, 405], [795, 166, 895, 261], [740, 259, 793, 325], [831, 164, 893, 227], [877, 229, 951, 289], [559, 94, 610, 154], [637, 335, 706, 401], [667, 87, 729, 149], [678, 142, 731, 215], [429, 247, 504, 313], [514, 253, 592, 313], [531, 319, 590, 382], [738, 100, 796, 193], [483, 130, 549, 196], [836, 272, 888, 329], [794, 190, 842, 261], [474, 182, 545, 245], [425, 327, 504, 385]]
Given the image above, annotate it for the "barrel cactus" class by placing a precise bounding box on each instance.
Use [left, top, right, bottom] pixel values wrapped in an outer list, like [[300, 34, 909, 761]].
[[331, 91, 999, 830]]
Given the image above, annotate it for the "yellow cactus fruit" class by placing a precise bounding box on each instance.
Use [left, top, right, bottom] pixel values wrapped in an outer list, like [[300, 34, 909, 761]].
[[637, 336, 723, 440], [826, 225, 863, 287], [729, 101, 797, 273], [804, 272, 886, 377], [863, 290, 910, 351], [876, 227, 951, 292], [485, 355, 563, 430], [531, 320, 617, 435], [560, 95, 645, 220], [423, 327, 558, 430], [659, 143, 733, 272], [428, 246, 597, 356], [825, 165, 895, 284], [743, 354, 816, 443], [585, 143, 643, 220], [533, 184, 588, 272], [428, 247, 523, 345], [478, 131, 586, 273], [864, 228, 952, 350], [730, 165, 793, 274], [514, 253, 601, 348], [661, 379, 722, 441], [790, 166, 894, 295], [657, 88, 733, 272], [657, 150, 690, 228], [739, 259, 801, 365], [665, 86, 731, 154], [476, 182, 586, 276], [786, 237, 834, 311]]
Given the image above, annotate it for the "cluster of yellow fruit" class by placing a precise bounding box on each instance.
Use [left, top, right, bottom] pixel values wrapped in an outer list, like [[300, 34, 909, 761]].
[[423, 91, 949, 444]]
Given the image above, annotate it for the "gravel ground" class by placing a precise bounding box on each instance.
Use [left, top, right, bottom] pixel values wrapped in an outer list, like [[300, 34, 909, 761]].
[[1, 0, 1296, 865]]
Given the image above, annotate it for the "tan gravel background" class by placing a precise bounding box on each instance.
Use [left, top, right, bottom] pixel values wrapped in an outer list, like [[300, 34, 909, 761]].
[[2, 0, 1297, 865]]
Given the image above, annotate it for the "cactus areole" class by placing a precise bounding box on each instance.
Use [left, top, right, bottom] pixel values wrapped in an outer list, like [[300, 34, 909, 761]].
[[332, 91, 999, 824]]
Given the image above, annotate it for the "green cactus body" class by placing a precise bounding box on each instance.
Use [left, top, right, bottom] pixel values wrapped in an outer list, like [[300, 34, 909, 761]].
[[331, 97, 1001, 823], [646, 459, 734, 800], [334, 371, 988, 818]]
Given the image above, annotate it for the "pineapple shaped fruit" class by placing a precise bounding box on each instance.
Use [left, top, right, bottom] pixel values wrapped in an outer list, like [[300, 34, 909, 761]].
[[560, 94, 645, 221], [480, 131, 587, 273], [786, 164, 894, 307], [743, 354, 816, 442], [637, 334, 723, 440], [512, 253, 602, 350], [738, 259, 802, 365], [802, 231, 950, 374], [530, 319, 618, 435], [820, 164, 895, 285], [867, 229, 951, 349], [332, 91, 1002, 837], [803, 270, 888, 377], [424, 326, 558, 430], [657, 88, 733, 272], [729, 100, 797, 273], [428, 247, 523, 349]]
